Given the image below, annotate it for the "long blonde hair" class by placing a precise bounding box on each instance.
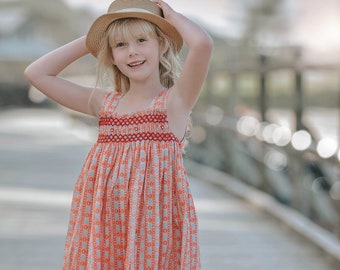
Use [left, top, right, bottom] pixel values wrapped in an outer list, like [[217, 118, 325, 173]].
[[95, 18, 182, 93]]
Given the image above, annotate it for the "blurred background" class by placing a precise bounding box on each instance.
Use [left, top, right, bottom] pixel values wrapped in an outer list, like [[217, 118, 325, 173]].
[[1, 0, 340, 269]]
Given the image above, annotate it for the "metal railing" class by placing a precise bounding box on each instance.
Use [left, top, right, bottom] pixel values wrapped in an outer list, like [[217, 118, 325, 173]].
[[189, 49, 340, 238]]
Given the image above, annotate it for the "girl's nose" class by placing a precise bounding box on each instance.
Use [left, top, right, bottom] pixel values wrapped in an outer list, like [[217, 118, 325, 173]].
[[128, 43, 139, 56]]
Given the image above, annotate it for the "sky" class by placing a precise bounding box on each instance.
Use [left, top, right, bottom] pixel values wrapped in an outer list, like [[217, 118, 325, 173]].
[[63, 0, 340, 58], [292, 0, 340, 53], [63, 0, 230, 33]]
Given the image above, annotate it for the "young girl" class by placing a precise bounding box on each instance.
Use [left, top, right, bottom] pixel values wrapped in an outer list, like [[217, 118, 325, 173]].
[[24, 0, 212, 269]]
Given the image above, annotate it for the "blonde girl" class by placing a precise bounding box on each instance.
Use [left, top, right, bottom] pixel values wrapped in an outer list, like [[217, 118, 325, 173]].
[[25, 0, 213, 269]]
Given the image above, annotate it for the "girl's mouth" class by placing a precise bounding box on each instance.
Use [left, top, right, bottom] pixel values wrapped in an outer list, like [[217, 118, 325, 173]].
[[128, 60, 145, 67]]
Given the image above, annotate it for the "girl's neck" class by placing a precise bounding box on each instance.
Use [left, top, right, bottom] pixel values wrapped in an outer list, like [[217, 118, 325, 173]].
[[127, 81, 164, 99], [114, 81, 165, 115]]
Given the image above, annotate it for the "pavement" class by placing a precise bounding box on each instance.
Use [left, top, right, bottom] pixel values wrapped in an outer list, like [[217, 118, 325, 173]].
[[0, 108, 339, 270]]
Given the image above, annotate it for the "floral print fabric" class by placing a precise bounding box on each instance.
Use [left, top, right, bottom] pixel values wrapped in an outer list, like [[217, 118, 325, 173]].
[[62, 89, 200, 270]]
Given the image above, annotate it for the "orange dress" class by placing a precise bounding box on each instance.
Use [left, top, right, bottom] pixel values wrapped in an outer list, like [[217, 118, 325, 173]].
[[62, 89, 200, 270]]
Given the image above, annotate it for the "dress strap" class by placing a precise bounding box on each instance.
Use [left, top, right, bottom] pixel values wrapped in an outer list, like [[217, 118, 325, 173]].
[[98, 92, 122, 117], [159, 88, 190, 144], [152, 88, 170, 111]]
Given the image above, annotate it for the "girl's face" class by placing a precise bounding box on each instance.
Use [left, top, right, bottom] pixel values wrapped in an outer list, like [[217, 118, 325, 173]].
[[110, 22, 161, 84]]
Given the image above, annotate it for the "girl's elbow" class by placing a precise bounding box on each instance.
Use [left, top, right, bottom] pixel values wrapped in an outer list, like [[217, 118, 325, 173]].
[[24, 64, 35, 82], [203, 35, 214, 51], [24, 63, 44, 85], [195, 34, 213, 53]]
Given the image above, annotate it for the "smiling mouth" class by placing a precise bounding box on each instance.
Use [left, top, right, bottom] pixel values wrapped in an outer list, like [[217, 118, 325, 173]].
[[128, 61, 145, 67]]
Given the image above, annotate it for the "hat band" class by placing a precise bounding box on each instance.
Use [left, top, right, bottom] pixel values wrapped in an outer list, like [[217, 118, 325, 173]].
[[115, 8, 154, 14]]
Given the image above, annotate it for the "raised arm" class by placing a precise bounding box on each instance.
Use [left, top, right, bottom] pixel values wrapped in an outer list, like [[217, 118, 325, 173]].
[[155, 0, 213, 113], [24, 36, 105, 116]]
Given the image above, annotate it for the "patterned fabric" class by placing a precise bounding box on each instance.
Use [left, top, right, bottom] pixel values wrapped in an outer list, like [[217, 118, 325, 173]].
[[62, 89, 200, 270]]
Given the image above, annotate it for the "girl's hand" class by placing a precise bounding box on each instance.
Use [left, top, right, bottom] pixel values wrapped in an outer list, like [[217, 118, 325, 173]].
[[153, 0, 177, 20], [154, 0, 213, 142], [24, 36, 105, 117]]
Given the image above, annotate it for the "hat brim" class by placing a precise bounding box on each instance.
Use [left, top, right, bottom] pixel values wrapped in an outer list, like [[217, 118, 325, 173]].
[[86, 12, 183, 57]]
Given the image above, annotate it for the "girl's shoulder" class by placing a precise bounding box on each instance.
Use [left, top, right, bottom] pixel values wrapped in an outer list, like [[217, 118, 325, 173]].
[[97, 90, 123, 116], [89, 88, 119, 117]]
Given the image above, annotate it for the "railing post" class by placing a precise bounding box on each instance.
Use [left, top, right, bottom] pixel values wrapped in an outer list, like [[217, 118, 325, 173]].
[[228, 71, 238, 177], [258, 54, 271, 192], [294, 48, 303, 131], [259, 54, 267, 122]]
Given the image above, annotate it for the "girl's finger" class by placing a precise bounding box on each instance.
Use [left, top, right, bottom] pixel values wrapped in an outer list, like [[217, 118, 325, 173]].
[[153, 0, 162, 8]]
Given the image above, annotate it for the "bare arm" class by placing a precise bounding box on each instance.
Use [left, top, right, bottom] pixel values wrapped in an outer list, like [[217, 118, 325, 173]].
[[24, 36, 105, 116], [154, 0, 213, 140], [154, 0, 213, 113]]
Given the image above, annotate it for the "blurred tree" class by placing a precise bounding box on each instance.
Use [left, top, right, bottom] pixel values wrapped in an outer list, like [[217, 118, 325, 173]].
[[240, 0, 294, 49], [20, 0, 93, 44], [0, 0, 95, 58], [0, 0, 96, 103]]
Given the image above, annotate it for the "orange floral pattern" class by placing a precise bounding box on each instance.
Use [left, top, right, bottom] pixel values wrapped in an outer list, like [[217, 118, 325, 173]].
[[62, 89, 200, 269]]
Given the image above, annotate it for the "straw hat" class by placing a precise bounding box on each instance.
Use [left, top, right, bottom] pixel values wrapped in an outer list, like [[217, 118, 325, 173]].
[[86, 0, 183, 57]]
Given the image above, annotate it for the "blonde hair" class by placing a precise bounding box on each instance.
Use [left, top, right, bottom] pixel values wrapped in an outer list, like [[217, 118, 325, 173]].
[[95, 18, 182, 93]]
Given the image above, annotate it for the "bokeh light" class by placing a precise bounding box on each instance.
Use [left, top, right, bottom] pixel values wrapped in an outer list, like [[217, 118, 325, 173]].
[[272, 126, 292, 146], [205, 105, 224, 126], [316, 138, 337, 159], [263, 123, 279, 144], [264, 150, 288, 171], [236, 116, 260, 137], [291, 130, 312, 151]]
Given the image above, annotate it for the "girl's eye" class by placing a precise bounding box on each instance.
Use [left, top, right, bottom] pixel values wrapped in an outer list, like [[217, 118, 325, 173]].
[[138, 38, 146, 43], [116, 42, 126, 47]]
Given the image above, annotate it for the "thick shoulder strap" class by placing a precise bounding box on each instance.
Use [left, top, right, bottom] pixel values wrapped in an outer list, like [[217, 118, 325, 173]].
[[152, 88, 170, 111], [98, 92, 122, 116]]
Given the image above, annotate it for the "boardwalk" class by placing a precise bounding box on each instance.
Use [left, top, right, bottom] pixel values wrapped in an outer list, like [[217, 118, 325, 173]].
[[0, 108, 338, 270]]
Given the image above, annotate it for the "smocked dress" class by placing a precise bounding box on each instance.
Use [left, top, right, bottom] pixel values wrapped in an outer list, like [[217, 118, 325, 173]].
[[62, 89, 200, 270]]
